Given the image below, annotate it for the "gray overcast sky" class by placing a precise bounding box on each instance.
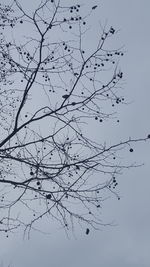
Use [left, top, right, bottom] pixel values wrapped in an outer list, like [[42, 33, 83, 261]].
[[0, 0, 150, 266]]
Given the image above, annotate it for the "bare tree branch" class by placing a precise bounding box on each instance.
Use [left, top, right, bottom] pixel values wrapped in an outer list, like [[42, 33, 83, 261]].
[[0, 0, 149, 238]]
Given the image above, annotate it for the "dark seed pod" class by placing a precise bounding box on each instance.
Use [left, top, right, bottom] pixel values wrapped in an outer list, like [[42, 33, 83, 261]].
[[46, 194, 52, 199]]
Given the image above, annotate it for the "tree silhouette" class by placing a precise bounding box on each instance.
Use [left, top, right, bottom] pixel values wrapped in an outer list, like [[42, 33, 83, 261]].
[[0, 0, 149, 238]]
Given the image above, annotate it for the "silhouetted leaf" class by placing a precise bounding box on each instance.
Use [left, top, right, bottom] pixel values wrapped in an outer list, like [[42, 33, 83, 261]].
[[86, 228, 90, 235], [92, 5, 98, 10], [62, 94, 69, 99]]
